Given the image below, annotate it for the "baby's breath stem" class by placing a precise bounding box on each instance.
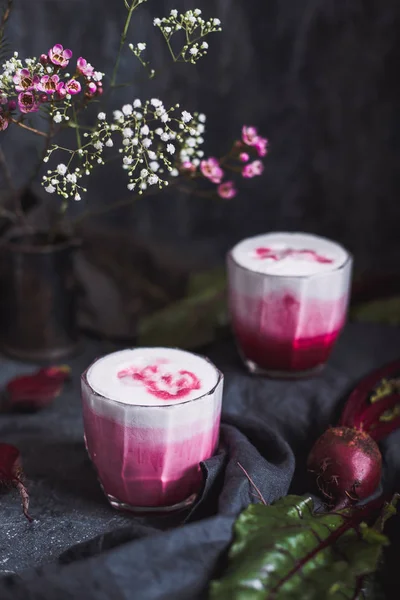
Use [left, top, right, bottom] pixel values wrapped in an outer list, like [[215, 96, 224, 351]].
[[111, 1, 138, 87], [72, 104, 82, 149]]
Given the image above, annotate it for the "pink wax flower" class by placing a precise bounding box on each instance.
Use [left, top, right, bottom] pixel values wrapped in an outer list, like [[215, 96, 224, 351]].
[[65, 79, 81, 95], [38, 93, 48, 103], [239, 152, 249, 162], [200, 157, 223, 184], [181, 161, 197, 172], [13, 69, 39, 92], [217, 181, 237, 199], [242, 160, 264, 178], [0, 110, 9, 131], [86, 81, 97, 95], [8, 100, 16, 111], [76, 57, 94, 78], [37, 74, 60, 94], [255, 137, 268, 157], [40, 54, 48, 65], [242, 126, 259, 146], [48, 44, 72, 68], [17, 91, 38, 114], [56, 82, 67, 99]]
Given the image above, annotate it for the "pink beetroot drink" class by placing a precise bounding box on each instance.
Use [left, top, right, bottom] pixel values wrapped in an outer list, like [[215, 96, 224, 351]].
[[228, 232, 352, 377], [81, 347, 223, 512]]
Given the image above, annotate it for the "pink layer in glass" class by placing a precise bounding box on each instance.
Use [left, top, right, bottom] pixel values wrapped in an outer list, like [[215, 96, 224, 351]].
[[83, 405, 221, 508], [230, 293, 347, 372]]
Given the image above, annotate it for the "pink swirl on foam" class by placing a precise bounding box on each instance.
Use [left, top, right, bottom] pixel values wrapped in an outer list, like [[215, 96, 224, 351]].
[[254, 247, 333, 264], [117, 362, 201, 400]]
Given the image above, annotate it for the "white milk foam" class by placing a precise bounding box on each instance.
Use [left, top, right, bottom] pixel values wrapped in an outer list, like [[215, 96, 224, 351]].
[[86, 347, 219, 406], [231, 232, 348, 277]]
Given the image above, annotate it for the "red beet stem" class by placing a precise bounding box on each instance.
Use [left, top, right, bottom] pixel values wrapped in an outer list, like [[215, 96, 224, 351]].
[[339, 360, 400, 428], [15, 479, 33, 523], [368, 416, 400, 443]]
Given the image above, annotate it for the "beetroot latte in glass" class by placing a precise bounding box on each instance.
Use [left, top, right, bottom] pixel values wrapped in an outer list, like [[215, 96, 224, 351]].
[[82, 348, 223, 512], [228, 232, 352, 378]]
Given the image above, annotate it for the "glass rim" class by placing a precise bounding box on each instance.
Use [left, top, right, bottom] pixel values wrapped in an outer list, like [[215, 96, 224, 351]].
[[81, 347, 224, 409], [227, 237, 352, 280]]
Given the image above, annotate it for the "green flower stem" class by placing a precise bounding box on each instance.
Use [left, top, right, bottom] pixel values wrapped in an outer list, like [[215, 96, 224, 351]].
[[111, 0, 139, 88]]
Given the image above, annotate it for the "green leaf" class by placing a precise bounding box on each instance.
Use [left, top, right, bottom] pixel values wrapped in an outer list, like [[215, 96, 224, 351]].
[[137, 268, 227, 349], [209, 495, 398, 600], [351, 296, 400, 326]]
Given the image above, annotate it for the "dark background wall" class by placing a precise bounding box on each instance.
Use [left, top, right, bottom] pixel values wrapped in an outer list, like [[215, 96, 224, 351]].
[[5, 0, 400, 274]]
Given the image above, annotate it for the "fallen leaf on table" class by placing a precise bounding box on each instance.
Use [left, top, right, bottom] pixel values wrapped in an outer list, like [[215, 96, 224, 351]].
[[351, 296, 400, 326], [6, 365, 71, 412], [209, 494, 398, 600], [138, 268, 228, 349]]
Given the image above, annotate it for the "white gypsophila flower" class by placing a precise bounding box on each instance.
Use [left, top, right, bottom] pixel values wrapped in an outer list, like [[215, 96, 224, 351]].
[[155, 128, 163, 136], [148, 174, 158, 185], [105, 139, 114, 147], [161, 132, 170, 142], [57, 163, 67, 175], [153, 18, 161, 26], [132, 138, 139, 146], [170, 168, 179, 177], [122, 104, 133, 116], [170, 9, 178, 17], [201, 42, 209, 49], [164, 27, 172, 34], [197, 123, 205, 134], [66, 173, 77, 183], [213, 18, 221, 26], [135, 112, 143, 120], [187, 137, 196, 147], [123, 139, 130, 146], [140, 168, 149, 177], [161, 113, 169, 123], [149, 161, 159, 172], [123, 156, 133, 165], [74, 193, 81, 201], [94, 141, 103, 151], [53, 113, 62, 123], [188, 15, 196, 24], [147, 150, 157, 160], [142, 138, 152, 148], [123, 127, 134, 138], [194, 8, 201, 15], [97, 112, 106, 120], [137, 43, 146, 51], [190, 47, 198, 55], [140, 182, 147, 190], [198, 113, 206, 123], [127, 183, 135, 191], [93, 71, 103, 81], [167, 144, 175, 154], [192, 158, 200, 166], [181, 111, 192, 123], [45, 185, 56, 193], [114, 110, 124, 120], [197, 150, 204, 157], [151, 98, 162, 107], [133, 99, 142, 108], [140, 124, 150, 136], [197, 137, 204, 144]]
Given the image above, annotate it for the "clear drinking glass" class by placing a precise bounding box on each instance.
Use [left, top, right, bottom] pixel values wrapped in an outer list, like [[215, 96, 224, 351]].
[[227, 232, 353, 378], [81, 348, 223, 512]]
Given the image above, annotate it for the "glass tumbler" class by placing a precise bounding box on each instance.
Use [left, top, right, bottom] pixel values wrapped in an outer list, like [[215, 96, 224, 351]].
[[227, 233, 352, 378], [81, 348, 223, 512]]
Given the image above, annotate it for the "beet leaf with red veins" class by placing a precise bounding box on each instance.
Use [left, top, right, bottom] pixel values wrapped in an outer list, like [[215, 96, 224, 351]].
[[209, 494, 398, 600], [308, 360, 400, 510], [0, 443, 33, 522], [6, 365, 71, 411]]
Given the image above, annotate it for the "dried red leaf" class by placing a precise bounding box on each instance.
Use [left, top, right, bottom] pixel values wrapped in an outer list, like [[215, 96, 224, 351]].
[[6, 365, 71, 411], [0, 443, 32, 522]]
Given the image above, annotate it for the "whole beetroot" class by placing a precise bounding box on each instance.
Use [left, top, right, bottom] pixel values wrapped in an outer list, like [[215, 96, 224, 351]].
[[307, 427, 382, 509], [308, 360, 400, 510]]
